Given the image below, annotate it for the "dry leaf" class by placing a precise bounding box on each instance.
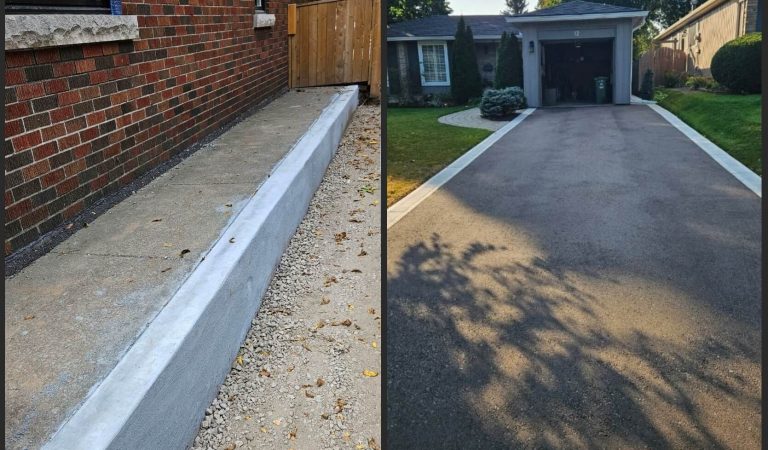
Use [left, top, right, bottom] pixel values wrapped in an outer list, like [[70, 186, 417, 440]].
[[316, 377, 325, 387], [259, 368, 271, 377], [341, 319, 352, 326], [65, 223, 73, 230], [335, 398, 346, 412], [342, 431, 351, 442], [324, 276, 338, 287], [229, 237, 235, 243], [362, 369, 378, 377], [180, 249, 190, 258], [273, 418, 282, 426], [321, 413, 330, 420], [368, 308, 376, 314], [235, 355, 243, 366], [302, 343, 312, 352], [371, 342, 377, 348], [315, 321, 325, 329], [161, 267, 171, 273], [289, 427, 297, 440], [351, 269, 362, 273], [320, 297, 330, 305], [260, 427, 268, 433], [369, 438, 381, 450], [305, 390, 315, 398], [23, 315, 35, 320], [151, 218, 162, 222], [358, 249, 367, 256], [334, 232, 348, 243]]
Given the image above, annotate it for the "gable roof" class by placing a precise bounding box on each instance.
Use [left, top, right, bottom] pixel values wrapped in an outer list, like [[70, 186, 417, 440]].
[[514, 0, 642, 17], [505, 0, 648, 28], [387, 15, 517, 40]]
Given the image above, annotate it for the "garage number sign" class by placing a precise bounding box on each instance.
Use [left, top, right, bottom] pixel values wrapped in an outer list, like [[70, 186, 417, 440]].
[[574, 30, 580, 37]]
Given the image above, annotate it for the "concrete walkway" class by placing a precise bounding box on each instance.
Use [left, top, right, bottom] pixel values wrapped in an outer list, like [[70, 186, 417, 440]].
[[5, 88, 341, 450], [387, 105, 761, 448], [437, 107, 509, 131]]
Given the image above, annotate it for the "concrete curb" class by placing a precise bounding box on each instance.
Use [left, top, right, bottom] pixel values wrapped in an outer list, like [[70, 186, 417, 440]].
[[647, 103, 761, 197], [387, 108, 535, 229], [43, 85, 359, 450]]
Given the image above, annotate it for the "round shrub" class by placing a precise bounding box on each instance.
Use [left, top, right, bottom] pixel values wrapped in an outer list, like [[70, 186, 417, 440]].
[[479, 87, 526, 119], [711, 33, 761, 93]]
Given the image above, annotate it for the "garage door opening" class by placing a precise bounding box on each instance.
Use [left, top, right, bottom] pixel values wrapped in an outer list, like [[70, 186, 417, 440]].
[[541, 39, 613, 106]]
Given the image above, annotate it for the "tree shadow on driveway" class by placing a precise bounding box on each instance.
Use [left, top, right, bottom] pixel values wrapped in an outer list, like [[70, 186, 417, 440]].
[[387, 234, 760, 449]]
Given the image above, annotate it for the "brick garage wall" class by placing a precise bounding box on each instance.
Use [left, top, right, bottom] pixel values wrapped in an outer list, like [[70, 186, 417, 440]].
[[4, 0, 288, 256]]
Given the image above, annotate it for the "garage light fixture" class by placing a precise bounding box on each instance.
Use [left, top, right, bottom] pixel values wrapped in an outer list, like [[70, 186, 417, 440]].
[[528, 41, 534, 53]]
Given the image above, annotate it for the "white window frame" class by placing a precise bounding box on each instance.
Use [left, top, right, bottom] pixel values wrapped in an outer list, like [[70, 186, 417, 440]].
[[417, 41, 451, 87]]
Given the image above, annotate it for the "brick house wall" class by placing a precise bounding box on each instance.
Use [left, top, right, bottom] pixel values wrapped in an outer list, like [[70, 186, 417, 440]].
[[4, 0, 289, 256]]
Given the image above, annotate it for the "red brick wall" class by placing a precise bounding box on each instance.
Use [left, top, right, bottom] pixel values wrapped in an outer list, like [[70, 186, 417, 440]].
[[4, 0, 289, 255]]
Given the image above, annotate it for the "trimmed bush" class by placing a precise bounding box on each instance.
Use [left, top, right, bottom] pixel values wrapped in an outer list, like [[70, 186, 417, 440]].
[[450, 17, 483, 104], [685, 75, 718, 90], [479, 87, 526, 119], [711, 32, 761, 93], [662, 71, 683, 88], [640, 69, 654, 100]]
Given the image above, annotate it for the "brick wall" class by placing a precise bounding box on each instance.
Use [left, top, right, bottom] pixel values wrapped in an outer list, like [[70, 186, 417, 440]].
[[4, 0, 289, 256]]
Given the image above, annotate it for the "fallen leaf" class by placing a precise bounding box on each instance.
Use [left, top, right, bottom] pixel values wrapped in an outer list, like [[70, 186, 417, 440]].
[[162, 242, 173, 247], [273, 418, 282, 426], [321, 413, 330, 420], [368, 308, 376, 315], [225, 203, 233, 207], [369, 438, 381, 450], [315, 321, 325, 329], [324, 276, 338, 287], [302, 343, 312, 352], [349, 218, 363, 223], [341, 319, 352, 326], [371, 342, 377, 348], [235, 355, 243, 366], [161, 267, 171, 273], [342, 431, 351, 442], [335, 398, 346, 412], [65, 223, 73, 230], [259, 368, 271, 377], [289, 427, 297, 439], [23, 315, 35, 320], [305, 390, 315, 398], [222, 443, 235, 450], [245, 415, 252, 421], [334, 232, 348, 243], [356, 445, 367, 450], [260, 427, 268, 433], [350, 269, 362, 273], [151, 218, 162, 222], [229, 237, 235, 243], [316, 377, 325, 387], [180, 249, 190, 258], [320, 297, 330, 305], [347, 304, 354, 310], [358, 249, 367, 256], [287, 365, 295, 372], [362, 369, 378, 377]]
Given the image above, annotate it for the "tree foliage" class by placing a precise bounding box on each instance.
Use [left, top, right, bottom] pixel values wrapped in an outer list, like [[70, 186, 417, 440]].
[[450, 17, 483, 104], [502, 0, 528, 15], [494, 32, 523, 89], [387, 0, 452, 24]]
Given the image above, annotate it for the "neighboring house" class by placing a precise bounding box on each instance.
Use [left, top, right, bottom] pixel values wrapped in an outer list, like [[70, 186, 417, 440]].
[[4, 0, 283, 255], [507, 1, 648, 107], [640, 0, 762, 80], [386, 15, 518, 102]]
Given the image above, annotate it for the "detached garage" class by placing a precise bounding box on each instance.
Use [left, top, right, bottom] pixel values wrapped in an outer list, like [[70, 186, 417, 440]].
[[506, 1, 648, 107]]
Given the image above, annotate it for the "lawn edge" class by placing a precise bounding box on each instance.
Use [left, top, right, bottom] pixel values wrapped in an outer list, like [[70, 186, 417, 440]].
[[42, 86, 359, 450], [647, 103, 761, 197], [387, 107, 536, 229]]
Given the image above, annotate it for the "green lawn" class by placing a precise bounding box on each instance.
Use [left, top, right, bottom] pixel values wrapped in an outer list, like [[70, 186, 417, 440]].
[[387, 107, 492, 206], [656, 89, 761, 175]]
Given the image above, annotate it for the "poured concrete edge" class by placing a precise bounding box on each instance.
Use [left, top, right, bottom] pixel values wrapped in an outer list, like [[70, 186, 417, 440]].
[[387, 108, 535, 229], [5, 15, 139, 50], [648, 103, 761, 197], [42, 85, 359, 450]]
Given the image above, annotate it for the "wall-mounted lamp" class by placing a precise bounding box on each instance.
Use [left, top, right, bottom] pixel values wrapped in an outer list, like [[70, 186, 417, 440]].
[[528, 41, 534, 53]]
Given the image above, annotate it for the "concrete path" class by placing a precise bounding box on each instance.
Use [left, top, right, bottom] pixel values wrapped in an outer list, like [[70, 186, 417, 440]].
[[5, 88, 341, 450], [387, 105, 761, 449], [192, 103, 381, 450], [437, 107, 509, 131]]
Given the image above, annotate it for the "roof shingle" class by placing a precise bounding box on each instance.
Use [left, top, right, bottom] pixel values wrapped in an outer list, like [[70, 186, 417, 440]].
[[514, 0, 642, 17], [387, 15, 516, 39]]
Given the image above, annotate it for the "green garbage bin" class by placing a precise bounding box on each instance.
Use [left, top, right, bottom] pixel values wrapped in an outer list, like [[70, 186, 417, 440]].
[[594, 76, 609, 104]]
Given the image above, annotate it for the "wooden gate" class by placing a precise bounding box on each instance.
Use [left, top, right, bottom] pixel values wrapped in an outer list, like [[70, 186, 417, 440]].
[[288, 0, 381, 97]]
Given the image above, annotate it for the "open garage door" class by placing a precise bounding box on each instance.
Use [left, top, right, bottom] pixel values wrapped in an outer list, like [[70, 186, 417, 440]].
[[541, 39, 613, 105]]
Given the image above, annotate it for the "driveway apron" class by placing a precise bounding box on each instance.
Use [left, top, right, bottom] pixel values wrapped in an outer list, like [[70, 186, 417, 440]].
[[387, 105, 761, 449]]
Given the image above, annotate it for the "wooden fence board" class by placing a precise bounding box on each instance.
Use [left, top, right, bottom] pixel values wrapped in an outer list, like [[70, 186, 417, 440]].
[[288, 0, 380, 97]]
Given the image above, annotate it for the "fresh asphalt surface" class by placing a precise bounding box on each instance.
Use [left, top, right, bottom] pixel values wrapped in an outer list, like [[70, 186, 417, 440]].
[[386, 105, 761, 449]]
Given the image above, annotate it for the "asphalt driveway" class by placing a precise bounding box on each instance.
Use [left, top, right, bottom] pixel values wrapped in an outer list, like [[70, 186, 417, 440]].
[[387, 105, 761, 449]]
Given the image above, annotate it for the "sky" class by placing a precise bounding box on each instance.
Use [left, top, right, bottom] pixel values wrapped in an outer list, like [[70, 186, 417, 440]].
[[448, 0, 531, 15]]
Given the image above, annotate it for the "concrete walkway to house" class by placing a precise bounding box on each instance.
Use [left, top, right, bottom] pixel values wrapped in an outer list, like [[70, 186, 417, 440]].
[[5, 87, 343, 450], [437, 107, 509, 131], [387, 105, 761, 449]]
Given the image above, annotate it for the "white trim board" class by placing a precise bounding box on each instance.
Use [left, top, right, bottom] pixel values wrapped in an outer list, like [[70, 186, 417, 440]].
[[647, 103, 761, 197], [387, 108, 536, 229]]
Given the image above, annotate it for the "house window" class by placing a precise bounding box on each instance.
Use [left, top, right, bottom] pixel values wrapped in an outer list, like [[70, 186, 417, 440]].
[[256, 0, 266, 11], [5, 0, 110, 14], [417, 41, 450, 86]]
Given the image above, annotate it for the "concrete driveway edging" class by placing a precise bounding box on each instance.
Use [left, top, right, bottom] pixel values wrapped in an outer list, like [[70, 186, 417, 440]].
[[387, 108, 535, 229], [648, 103, 761, 197], [42, 85, 359, 450]]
